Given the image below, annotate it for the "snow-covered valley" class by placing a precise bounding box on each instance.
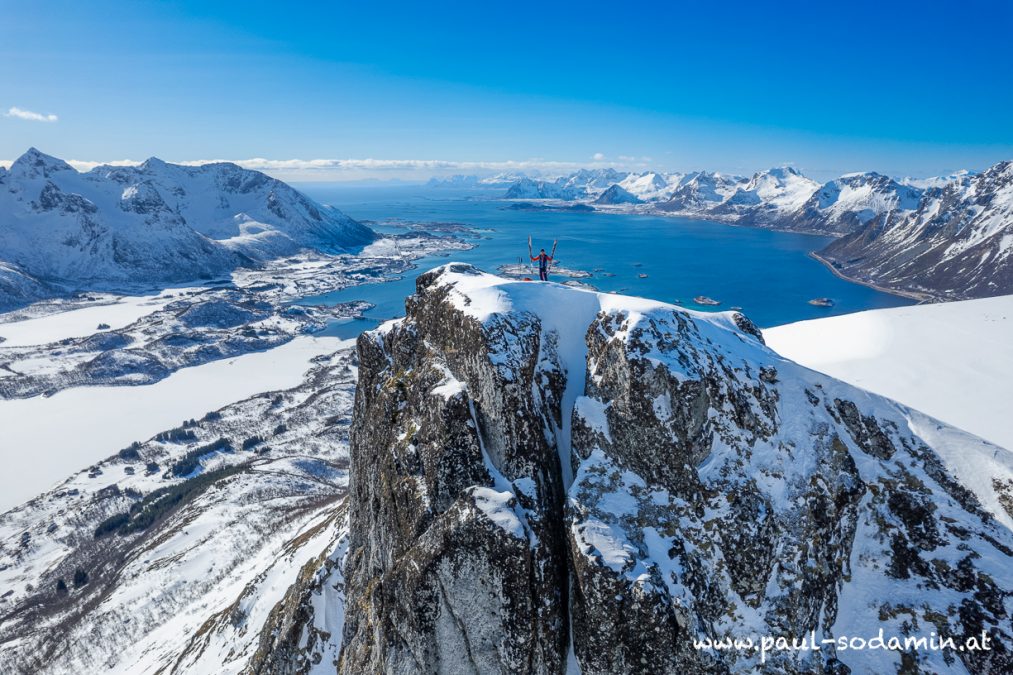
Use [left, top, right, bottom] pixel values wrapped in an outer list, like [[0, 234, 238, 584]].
[[0, 340, 358, 673], [0, 334, 346, 512]]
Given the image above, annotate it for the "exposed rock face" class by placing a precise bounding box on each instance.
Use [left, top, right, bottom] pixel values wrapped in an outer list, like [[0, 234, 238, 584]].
[[341, 265, 570, 672], [819, 161, 1013, 300], [594, 184, 641, 205], [341, 264, 1013, 674]]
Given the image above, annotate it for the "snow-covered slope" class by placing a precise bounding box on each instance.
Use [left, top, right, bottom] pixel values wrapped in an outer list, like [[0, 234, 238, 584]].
[[0, 149, 239, 287], [657, 171, 747, 212], [505, 168, 633, 201], [558, 167, 629, 193], [764, 295, 1013, 451], [503, 177, 584, 200], [617, 171, 681, 201], [780, 172, 924, 235], [902, 169, 977, 190], [593, 183, 640, 205], [426, 173, 527, 188], [92, 157, 373, 255], [341, 264, 1013, 673], [715, 166, 820, 222], [819, 160, 1013, 299], [0, 343, 358, 674], [0, 149, 373, 297], [0, 262, 53, 312]]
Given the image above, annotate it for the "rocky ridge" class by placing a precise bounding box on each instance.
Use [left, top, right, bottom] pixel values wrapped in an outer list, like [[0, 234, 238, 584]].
[[0, 149, 376, 310], [340, 263, 1013, 674]]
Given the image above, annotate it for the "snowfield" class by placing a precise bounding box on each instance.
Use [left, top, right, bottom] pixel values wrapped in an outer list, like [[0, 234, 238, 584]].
[[0, 335, 347, 512], [764, 295, 1013, 451], [0, 290, 185, 348], [0, 343, 358, 674]]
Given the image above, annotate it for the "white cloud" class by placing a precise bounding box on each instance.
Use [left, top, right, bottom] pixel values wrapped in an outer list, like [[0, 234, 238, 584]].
[[5, 107, 58, 123], [168, 157, 631, 181], [65, 159, 141, 172], [184, 157, 595, 173], [0, 155, 659, 181], [592, 152, 606, 161]]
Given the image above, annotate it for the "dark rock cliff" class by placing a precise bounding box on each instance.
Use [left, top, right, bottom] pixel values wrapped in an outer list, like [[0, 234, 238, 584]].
[[340, 264, 1013, 674]]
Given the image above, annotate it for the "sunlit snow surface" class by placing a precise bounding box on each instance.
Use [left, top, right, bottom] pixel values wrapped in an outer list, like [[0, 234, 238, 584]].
[[764, 295, 1013, 451], [0, 335, 346, 512], [0, 291, 183, 348], [2, 261, 1011, 673]]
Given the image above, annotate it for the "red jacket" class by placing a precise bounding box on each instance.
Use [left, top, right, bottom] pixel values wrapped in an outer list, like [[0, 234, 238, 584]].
[[530, 253, 553, 269]]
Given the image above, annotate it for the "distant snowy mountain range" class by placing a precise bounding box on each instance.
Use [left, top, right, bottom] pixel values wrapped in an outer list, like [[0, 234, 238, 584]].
[[434, 162, 1012, 299], [496, 165, 933, 235], [821, 160, 1013, 300], [0, 148, 374, 309], [424, 172, 525, 188]]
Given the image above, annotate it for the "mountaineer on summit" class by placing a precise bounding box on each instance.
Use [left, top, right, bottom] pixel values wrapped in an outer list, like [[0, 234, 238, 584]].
[[528, 236, 557, 281]]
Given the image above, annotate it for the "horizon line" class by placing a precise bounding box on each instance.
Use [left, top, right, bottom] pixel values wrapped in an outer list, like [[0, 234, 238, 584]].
[[0, 152, 1000, 183]]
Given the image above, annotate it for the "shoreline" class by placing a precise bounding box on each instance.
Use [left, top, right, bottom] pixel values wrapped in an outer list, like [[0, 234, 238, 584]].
[[807, 251, 936, 303], [498, 198, 850, 238], [496, 197, 937, 301]]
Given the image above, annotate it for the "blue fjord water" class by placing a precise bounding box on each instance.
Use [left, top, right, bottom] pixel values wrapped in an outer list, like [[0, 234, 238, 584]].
[[297, 185, 913, 335]]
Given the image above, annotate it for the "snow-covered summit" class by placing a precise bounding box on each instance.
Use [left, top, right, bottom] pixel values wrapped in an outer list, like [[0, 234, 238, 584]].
[[7, 146, 76, 180], [820, 159, 1013, 298], [0, 148, 374, 297], [560, 167, 630, 192], [901, 169, 977, 190], [91, 156, 373, 252], [342, 263, 1013, 673], [658, 170, 747, 211], [776, 171, 923, 235], [716, 165, 821, 219], [617, 171, 682, 201], [593, 183, 641, 204]]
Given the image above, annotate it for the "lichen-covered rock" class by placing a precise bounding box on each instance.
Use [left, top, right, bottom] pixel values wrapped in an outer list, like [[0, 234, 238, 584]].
[[342, 264, 1013, 674]]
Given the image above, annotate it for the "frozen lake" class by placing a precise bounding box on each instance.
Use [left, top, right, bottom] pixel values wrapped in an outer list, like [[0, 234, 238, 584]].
[[0, 335, 349, 512]]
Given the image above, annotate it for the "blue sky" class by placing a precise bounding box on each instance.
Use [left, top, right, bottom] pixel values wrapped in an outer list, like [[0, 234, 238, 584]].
[[1, 0, 1011, 181]]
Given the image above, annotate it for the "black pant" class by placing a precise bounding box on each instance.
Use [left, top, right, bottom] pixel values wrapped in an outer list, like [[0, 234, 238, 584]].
[[539, 267, 548, 281]]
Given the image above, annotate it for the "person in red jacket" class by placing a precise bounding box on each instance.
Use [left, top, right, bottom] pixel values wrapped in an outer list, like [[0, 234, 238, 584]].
[[531, 247, 553, 281]]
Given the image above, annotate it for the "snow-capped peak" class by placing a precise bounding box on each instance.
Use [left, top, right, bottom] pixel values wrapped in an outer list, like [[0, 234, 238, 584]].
[[900, 169, 977, 190], [0, 149, 374, 292], [8, 147, 75, 179], [616, 172, 678, 201]]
